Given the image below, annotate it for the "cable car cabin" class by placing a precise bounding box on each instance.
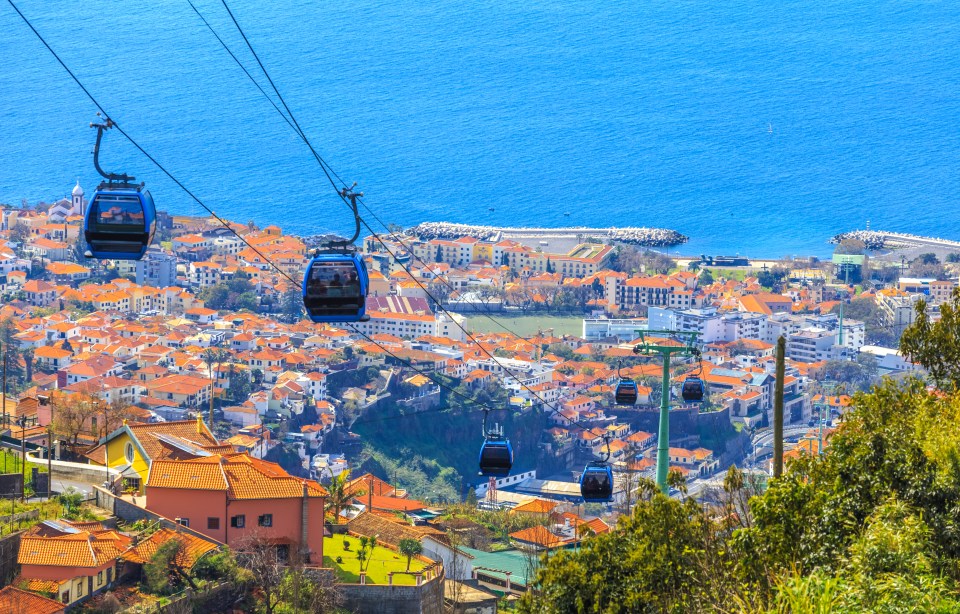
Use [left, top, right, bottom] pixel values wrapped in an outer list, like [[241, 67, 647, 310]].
[[83, 186, 156, 260], [681, 377, 705, 402], [478, 437, 513, 477], [580, 462, 613, 503], [614, 379, 638, 405], [302, 253, 369, 323]]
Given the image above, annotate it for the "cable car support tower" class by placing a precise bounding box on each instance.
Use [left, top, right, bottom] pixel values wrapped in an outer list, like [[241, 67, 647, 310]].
[[633, 330, 701, 494]]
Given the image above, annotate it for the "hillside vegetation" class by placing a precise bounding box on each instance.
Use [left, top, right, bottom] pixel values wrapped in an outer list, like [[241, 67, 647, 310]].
[[353, 382, 548, 501]]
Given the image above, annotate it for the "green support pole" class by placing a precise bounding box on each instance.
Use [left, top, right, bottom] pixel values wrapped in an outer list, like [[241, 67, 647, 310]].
[[634, 330, 700, 495], [656, 352, 672, 494], [773, 335, 785, 478]]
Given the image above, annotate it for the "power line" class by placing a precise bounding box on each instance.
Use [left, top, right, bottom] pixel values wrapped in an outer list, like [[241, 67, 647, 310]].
[[207, 1, 600, 433], [188, 0, 541, 340], [3, 0, 519, 426]]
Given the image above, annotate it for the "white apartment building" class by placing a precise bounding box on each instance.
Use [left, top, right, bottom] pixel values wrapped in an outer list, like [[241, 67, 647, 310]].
[[582, 317, 648, 340], [351, 310, 467, 340]]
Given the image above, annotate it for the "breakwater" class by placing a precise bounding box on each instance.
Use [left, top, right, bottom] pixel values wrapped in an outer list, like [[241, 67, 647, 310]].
[[407, 222, 688, 247], [830, 230, 960, 252]]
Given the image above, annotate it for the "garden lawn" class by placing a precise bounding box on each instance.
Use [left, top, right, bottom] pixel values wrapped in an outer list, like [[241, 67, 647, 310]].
[[323, 535, 427, 585]]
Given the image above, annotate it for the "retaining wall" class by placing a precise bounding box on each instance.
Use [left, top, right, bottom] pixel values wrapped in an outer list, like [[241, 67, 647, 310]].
[[339, 568, 445, 614], [0, 531, 21, 586], [26, 452, 119, 487]]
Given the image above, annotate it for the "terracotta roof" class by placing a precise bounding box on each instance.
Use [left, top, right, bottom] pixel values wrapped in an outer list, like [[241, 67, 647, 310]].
[[511, 499, 558, 515], [121, 528, 219, 568], [148, 456, 228, 490], [347, 511, 441, 548], [108, 419, 218, 463], [509, 525, 567, 549], [0, 586, 64, 613], [148, 453, 326, 499], [18, 530, 130, 568]]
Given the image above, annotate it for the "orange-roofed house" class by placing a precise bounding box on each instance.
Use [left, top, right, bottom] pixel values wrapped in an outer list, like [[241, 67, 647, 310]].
[[509, 525, 568, 552], [0, 586, 67, 614], [86, 416, 219, 495], [24, 279, 58, 307], [146, 453, 327, 564], [35, 345, 73, 371], [46, 261, 91, 282], [0, 585, 66, 613], [143, 373, 212, 408], [510, 498, 558, 517], [17, 523, 131, 607]]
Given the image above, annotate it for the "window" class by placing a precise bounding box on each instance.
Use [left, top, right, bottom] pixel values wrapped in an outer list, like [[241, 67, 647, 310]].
[[207, 517, 220, 530], [97, 571, 103, 585], [258, 514, 273, 527], [231, 515, 245, 528], [176, 518, 190, 527], [124, 443, 134, 463], [62, 591, 70, 604]]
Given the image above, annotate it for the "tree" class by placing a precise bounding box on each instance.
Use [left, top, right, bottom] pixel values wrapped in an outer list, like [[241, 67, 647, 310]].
[[143, 539, 198, 594], [398, 538, 423, 571], [236, 533, 286, 614], [698, 268, 714, 285], [51, 392, 101, 449], [0, 318, 25, 392], [834, 238, 866, 255], [831, 297, 896, 347], [8, 223, 29, 255], [519, 495, 714, 613], [279, 565, 343, 613], [900, 289, 960, 390], [357, 535, 378, 573], [227, 367, 252, 404], [325, 469, 362, 522], [20, 348, 33, 385], [281, 282, 303, 322]]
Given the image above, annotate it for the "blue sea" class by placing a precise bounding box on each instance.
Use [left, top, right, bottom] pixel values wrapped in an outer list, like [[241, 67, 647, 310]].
[[1, 0, 959, 258]]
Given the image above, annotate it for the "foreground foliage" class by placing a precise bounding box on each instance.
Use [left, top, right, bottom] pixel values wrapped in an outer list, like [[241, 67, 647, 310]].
[[520, 377, 960, 613]]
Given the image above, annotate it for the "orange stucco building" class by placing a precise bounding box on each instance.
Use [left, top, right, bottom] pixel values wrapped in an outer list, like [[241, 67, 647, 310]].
[[17, 520, 131, 607], [146, 453, 327, 564]]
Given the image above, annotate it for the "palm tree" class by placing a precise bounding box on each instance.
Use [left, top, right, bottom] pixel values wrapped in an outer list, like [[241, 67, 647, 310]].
[[398, 538, 423, 571], [326, 469, 363, 523]]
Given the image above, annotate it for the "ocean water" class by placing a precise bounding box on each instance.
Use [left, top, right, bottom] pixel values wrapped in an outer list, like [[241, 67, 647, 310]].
[[1, 0, 959, 257]]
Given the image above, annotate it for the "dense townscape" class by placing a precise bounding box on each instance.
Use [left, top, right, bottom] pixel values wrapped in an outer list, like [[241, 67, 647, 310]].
[[0, 186, 955, 612]]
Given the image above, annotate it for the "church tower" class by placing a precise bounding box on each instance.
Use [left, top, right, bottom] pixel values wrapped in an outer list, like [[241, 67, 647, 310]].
[[71, 180, 84, 216]]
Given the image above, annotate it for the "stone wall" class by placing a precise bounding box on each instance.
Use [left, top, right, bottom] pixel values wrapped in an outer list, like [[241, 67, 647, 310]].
[[339, 569, 445, 614], [26, 452, 119, 488], [0, 531, 22, 586]]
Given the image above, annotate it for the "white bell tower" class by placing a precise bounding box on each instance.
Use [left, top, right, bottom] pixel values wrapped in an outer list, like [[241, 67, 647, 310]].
[[71, 179, 84, 216]]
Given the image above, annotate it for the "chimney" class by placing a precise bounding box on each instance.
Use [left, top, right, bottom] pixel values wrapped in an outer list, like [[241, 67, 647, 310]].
[[367, 475, 373, 513], [301, 481, 310, 564], [196, 414, 204, 434]]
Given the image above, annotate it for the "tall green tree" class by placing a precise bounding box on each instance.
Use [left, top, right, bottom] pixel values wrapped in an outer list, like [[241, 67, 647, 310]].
[[398, 538, 423, 571], [900, 288, 960, 390], [325, 469, 363, 522]]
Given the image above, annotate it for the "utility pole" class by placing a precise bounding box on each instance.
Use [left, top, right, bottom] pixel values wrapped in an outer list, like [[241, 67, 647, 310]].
[[1, 339, 6, 432], [773, 335, 785, 478], [633, 329, 700, 494], [19, 418, 25, 501], [47, 425, 52, 500]]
